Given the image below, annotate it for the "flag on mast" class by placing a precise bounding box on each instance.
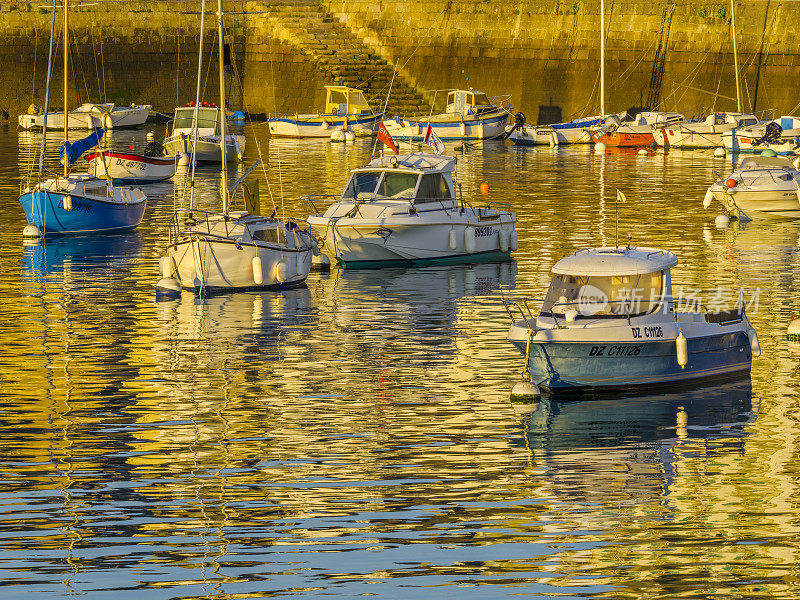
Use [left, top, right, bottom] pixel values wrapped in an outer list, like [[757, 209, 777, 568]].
[[423, 123, 445, 154], [616, 189, 627, 203], [377, 120, 398, 154]]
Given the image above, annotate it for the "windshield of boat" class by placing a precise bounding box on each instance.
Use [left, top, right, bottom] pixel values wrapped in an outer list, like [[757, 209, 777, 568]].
[[173, 107, 219, 131], [342, 171, 419, 201], [541, 271, 665, 318], [471, 93, 492, 107]]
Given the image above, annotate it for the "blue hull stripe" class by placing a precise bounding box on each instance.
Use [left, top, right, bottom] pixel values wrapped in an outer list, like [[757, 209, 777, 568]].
[[19, 190, 146, 235], [268, 115, 380, 127]]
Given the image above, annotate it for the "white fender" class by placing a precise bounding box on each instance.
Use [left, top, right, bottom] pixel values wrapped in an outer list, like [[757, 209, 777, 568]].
[[321, 119, 329, 130], [676, 330, 688, 369], [448, 229, 457, 250], [459, 122, 466, 137], [102, 112, 113, 130], [464, 228, 475, 254], [159, 255, 175, 277], [275, 261, 288, 283], [499, 229, 510, 253], [748, 327, 761, 357], [252, 256, 264, 285], [296, 253, 305, 276], [703, 189, 714, 209], [509, 229, 519, 251], [63, 195, 72, 210], [549, 131, 558, 146]]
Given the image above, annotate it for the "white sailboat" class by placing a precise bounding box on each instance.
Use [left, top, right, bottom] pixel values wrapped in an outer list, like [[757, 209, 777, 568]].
[[19, 102, 151, 131], [156, 0, 315, 295]]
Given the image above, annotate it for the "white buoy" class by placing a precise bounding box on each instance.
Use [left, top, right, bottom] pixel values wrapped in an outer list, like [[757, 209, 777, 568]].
[[146, 131, 155, 141], [637, 148, 648, 156], [312, 253, 331, 271], [498, 229, 510, 252], [702, 189, 714, 209], [274, 261, 288, 283], [714, 147, 726, 157], [252, 256, 263, 285], [594, 142, 606, 152], [715, 214, 730, 228], [321, 119, 329, 130], [676, 330, 688, 369], [155, 277, 181, 298], [509, 229, 519, 251], [448, 229, 457, 251], [788, 318, 800, 341], [748, 327, 761, 357], [159, 255, 175, 278], [177, 153, 190, 166], [344, 130, 356, 142], [330, 129, 346, 143], [22, 224, 42, 240], [510, 380, 541, 403], [464, 228, 476, 254]]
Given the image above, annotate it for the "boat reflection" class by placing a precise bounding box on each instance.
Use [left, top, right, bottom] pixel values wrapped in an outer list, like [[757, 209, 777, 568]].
[[21, 230, 144, 277]]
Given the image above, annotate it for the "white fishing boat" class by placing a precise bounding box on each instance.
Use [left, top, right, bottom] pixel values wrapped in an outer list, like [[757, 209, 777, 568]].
[[722, 116, 800, 155], [156, 0, 315, 296], [19, 102, 151, 130], [383, 90, 511, 141], [85, 144, 178, 184], [305, 153, 517, 268], [163, 105, 245, 162], [663, 112, 758, 149], [703, 155, 800, 218], [268, 85, 380, 138], [503, 245, 759, 395], [592, 111, 686, 147], [507, 114, 603, 146]]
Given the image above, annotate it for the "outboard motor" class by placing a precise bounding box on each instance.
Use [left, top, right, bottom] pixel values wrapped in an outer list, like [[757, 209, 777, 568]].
[[143, 140, 165, 157], [753, 121, 782, 146], [503, 111, 526, 139]]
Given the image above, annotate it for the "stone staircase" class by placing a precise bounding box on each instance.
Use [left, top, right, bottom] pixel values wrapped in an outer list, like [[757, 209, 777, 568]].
[[256, 1, 431, 117]]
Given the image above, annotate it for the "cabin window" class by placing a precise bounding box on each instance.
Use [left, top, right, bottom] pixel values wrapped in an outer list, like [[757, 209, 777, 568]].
[[472, 93, 491, 107], [342, 171, 382, 200], [377, 172, 418, 199], [415, 173, 451, 203], [541, 271, 665, 317], [348, 91, 370, 110], [447, 92, 455, 105], [252, 227, 285, 244], [173, 107, 219, 131], [740, 118, 757, 127], [328, 90, 348, 106]]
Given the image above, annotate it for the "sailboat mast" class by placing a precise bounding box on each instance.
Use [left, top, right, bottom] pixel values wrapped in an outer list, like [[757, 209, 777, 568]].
[[38, 0, 58, 177], [189, 0, 206, 211], [63, 0, 69, 178], [217, 0, 228, 215], [730, 0, 741, 112], [600, 0, 605, 115]]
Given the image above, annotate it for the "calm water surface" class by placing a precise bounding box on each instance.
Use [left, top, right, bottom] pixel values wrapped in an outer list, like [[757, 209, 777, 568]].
[[2, 123, 800, 598]]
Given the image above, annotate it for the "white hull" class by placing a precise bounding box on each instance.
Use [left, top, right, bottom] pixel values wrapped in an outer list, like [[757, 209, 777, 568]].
[[164, 132, 245, 162], [86, 152, 177, 183], [384, 112, 509, 141], [268, 115, 379, 138], [18, 104, 151, 130], [509, 124, 592, 145], [710, 188, 800, 217], [723, 131, 800, 155]]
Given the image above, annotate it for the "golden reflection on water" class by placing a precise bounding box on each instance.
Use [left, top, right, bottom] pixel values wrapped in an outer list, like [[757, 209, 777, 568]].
[[3, 126, 800, 597]]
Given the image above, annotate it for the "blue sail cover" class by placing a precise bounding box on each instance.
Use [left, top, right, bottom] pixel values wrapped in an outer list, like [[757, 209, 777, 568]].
[[60, 128, 104, 164]]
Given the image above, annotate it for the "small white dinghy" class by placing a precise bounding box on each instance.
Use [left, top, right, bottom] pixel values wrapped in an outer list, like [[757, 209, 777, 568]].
[[503, 245, 759, 395], [703, 155, 800, 218], [305, 153, 517, 268]]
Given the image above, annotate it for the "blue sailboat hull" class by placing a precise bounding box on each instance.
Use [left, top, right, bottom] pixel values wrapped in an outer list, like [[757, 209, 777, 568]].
[[513, 332, 752, 393], [19, 189, 146, 235]]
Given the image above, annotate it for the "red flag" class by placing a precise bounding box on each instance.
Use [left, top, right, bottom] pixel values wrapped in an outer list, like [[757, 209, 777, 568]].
[[377, 120, 398, 154]]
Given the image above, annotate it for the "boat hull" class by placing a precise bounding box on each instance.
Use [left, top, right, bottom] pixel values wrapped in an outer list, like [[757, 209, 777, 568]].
[[509, 125, 592, 146], [86, 151, 177, 183], [591, 130, 655, 147], [513, 333, 752, 392], [710, 188, 800, 217], [166, 237, 312, 292], [385, 111, 509, 141], [18, 105, 151, 130], [665, 128, 726, 149], [163, 133, 244, 162], [18, 188, 147, 235], [724, 132, 800, 155], [268, 114, 380, 138]]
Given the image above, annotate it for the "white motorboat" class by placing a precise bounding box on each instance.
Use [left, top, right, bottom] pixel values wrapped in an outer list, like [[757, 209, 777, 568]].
[[507, 114, 603, 146], [722, 116, 800, 155], [157, 0, 314, 295], [19, 102, 151, 130], [305, 153, 517, 268], [664, 112, 758, 149], [503, 245, 759, 395], [85, 143, 178, 184], [703, 155, 800, 218], [383, 90, 511, 141], [268, 85, 380, 138], [163, 105, 245, 162]]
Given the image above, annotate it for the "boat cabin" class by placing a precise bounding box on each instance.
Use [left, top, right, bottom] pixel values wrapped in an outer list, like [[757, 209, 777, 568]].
[[340, 154, 456, 205], [172, 106, 222, 136], [704, 112, 758, 128], [630, 111, 685, 126], [445, 90, 494, 116], [539, 247, 678, 322], [324, 85, 374, 117]]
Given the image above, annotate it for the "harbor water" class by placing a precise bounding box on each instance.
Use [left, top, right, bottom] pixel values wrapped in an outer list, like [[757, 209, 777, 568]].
[[2, 124, 800, 598]]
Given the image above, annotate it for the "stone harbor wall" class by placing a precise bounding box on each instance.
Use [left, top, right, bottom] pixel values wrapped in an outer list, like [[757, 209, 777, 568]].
[[0, 0, 798, 121]]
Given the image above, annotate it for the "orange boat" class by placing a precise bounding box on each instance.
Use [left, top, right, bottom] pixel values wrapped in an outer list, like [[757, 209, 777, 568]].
[[591, 111, 685, 147]]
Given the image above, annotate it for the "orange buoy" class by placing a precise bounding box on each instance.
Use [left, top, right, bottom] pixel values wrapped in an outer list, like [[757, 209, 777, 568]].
[[480, 181, 489, 195]]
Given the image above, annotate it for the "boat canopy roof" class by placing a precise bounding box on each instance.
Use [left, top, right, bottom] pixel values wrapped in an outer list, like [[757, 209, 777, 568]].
[[360, 153, 455, 174], [324, 85, 372, 115], [704, 112, 757, 126], [738, 155, 796, 170], [552, 246, 678, 276]]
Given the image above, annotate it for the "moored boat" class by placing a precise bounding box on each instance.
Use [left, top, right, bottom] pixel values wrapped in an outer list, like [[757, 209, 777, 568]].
[[305, 152, 517, 268], [507, 114, 604, 146], [503, 245, 759, 394], [722, 116, 800, 155], [85, 143, 178, 184], [703, 155, 800, 218], [163, 104, 245, 162], [592, 111, 685, 147], [383, 90, 511, 141], [19, 102, 151, 130], [664, 112, 757, 149], [267, 85, 380, 138]]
